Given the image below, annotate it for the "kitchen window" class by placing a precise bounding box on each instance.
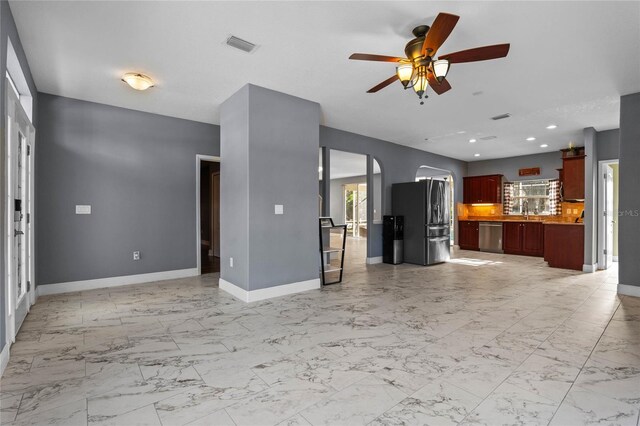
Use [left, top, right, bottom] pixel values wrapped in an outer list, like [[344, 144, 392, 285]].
[[504, 179, 561, 215]]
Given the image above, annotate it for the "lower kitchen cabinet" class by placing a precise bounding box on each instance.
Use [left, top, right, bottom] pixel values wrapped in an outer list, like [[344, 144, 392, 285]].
[[544, 224, 584, 270], [458, 220, 479, 250], [503, 222, 523, 253], [503, 221, 544, 257]]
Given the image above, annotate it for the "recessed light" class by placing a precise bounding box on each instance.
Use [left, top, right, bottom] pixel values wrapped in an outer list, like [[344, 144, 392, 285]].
[[540, 144, 549, 148], [457, 130, 466, 134], [474, 153, 480, 157], [469, 139, 477, 143], [546, 124, 558, 129], [526, 137, 536, 141], [121, 73, 154, 91]]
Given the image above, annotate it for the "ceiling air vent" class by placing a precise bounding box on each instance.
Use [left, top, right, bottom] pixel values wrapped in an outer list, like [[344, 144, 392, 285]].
[[491, 113, 511, 120], [226, 36, 257, 53], [480, 136, 497, 141]]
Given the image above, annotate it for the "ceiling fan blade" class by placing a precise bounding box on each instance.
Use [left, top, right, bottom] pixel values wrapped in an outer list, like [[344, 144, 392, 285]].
[[367, 75, 399, 93], [438, 44, 510, 63], [421, 13, 460, 56], [349, 53, 405, 62], [427, 73, 451, 95]]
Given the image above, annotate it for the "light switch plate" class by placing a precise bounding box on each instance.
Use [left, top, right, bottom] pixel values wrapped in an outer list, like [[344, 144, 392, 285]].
[[76, 205, 91, 215], [275, 204, 284, 215]]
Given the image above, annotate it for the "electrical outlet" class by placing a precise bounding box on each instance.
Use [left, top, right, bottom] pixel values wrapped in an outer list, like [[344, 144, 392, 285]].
[[133, 251, 140, 261], [230, 257, 234, 267], [573, 209, 578, 214]]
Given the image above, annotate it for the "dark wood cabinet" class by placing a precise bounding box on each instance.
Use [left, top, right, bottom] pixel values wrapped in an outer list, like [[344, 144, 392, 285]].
[[562, 155, 585, 200], [522, 222, 544, 256], [503, 222, 523, 253], [463, 175, 503, 204], [458, 220, 479, 250], [503, 221, 544, 256], [544, 224, 584, 270]]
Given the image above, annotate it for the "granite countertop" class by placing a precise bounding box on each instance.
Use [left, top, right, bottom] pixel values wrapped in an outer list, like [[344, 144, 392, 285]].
[[460, 217, 584, 225], [543, 221, 585, 226]]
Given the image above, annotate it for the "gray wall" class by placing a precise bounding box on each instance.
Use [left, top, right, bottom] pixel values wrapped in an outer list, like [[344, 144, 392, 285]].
[[320, 126, 467, 257], [1, 1, 38, 358], [329, 174, 381, 226], [584, 127, 598, 268], [467, 151, 562, 181], [597, 129, 620, 161], [619, 92, 640, 289], [36, 94, 219, 285], [221, 84, 320, 291], [219, 85, 249, 289]]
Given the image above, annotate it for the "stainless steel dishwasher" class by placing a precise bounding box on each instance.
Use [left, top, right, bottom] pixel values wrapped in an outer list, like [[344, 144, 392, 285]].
[[479, 222, 503, 253]]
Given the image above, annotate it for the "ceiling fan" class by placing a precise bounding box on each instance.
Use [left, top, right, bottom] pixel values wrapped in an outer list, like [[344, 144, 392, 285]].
[[349, 13, 510, 104]]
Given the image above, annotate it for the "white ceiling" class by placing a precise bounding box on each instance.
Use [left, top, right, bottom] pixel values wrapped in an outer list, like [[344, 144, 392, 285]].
[[10, 1, 640, 161]]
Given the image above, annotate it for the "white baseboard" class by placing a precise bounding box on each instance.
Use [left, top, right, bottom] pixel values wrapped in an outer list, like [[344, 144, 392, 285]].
[[1, 343, 9, 377], [613, 256, 619, 262], [618, 284, 640, 298], [366, 256, 383, 265], [37, 268, 198, 296], [582, 263, 597, 273], [219, 278, 321, 303]]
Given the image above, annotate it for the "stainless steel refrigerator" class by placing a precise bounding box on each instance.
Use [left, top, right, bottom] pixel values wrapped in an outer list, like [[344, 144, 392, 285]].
[[392, 179, 451, 265]]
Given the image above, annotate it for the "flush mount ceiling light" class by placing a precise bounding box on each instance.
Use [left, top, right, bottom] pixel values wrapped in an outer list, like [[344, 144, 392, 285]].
[[121, 73, 154, 91], [349, 12, 510, 104], [526, 137, 536, 141], [469, 138, 477, 143], [546, 124, 558, 129]]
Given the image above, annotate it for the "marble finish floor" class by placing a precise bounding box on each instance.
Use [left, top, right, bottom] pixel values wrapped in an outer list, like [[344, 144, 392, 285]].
[[1, 249, 639, 425]]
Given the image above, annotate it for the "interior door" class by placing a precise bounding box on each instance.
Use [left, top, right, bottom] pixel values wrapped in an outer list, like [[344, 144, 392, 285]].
[[5, 78, 35, 341], [604, 166, 614, 268], [212, 172, 220, 257]]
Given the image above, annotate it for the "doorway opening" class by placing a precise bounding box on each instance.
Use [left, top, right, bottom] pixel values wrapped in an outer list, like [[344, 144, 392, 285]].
[[196, 156, 221, 275], [598, 160, 619, 270], [328, 150, 371, 265]]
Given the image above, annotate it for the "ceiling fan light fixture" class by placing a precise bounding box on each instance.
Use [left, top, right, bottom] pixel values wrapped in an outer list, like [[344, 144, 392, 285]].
[[396, 63, 414, 88], [121, 73, 154, 91], [411, 67, 429, 104], [433, 59, 450, 81]]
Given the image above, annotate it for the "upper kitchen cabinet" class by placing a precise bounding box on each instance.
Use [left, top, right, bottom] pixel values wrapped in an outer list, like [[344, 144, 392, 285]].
[[559, 147, 585, 201], [463, 175, 503, 204]]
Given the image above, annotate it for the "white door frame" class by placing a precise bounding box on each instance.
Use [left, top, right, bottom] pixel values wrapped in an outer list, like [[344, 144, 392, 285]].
[[195, 155, 221, 274], [597, 159, 618, 270], [5, 77, 36, 345]]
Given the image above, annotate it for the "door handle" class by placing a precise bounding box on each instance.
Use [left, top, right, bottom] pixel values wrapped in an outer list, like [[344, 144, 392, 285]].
[[14, 230, 24, 237]]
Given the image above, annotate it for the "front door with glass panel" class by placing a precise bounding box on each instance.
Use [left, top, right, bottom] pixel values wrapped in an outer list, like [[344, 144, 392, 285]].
[[5, 78, 35, 342]]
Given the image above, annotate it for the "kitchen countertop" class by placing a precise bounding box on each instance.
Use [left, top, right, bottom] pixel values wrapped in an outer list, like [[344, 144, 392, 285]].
[[460, 217, 584, 226]]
